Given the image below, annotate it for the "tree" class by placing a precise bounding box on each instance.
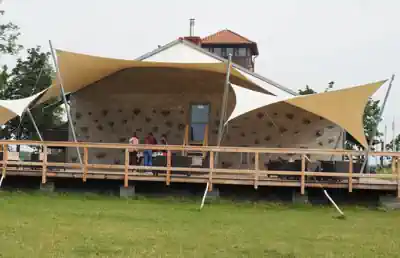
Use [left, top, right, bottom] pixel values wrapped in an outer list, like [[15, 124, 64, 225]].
[[386, 134, 400, 151], [0, 47, 63, 140], [0, 11, 63, 141], [298, 84, 382, 150], [0, 10, 23, 91], [298, 85, 316, 95], [0, 10, 23, 55]]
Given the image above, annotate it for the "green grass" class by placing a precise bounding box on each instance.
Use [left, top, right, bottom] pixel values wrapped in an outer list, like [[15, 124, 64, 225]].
[[0, 192, 400, 257]]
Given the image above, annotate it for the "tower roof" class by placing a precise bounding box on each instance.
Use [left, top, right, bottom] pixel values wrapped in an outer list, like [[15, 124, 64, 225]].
[[201, 29, 258, 55]]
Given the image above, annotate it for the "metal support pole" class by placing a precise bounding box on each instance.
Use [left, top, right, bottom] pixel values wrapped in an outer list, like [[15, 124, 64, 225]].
[[360, 74, 395, 173], [393, 117, 396, 152], [26, 108, 43, 141], [215, 54, 232, 167], [49, 40, 83, 165]]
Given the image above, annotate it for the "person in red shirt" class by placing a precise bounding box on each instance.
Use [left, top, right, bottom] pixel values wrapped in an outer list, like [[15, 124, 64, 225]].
[[143, 132, 155, 166]]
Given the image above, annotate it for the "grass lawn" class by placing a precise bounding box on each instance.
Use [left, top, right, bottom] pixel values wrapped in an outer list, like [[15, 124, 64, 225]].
[[0, 192, 399, 257]]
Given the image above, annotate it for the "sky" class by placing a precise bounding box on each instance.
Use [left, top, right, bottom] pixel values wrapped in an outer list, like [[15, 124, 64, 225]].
[[1, 0, 399, 141]]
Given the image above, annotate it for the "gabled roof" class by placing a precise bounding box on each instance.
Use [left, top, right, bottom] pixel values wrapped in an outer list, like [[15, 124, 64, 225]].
[[201, 29, 259, 55], [135, 38, 297, 96], [202, 29, 254, 44]]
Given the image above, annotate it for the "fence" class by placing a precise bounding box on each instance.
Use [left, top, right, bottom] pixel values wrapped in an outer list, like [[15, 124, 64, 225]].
[[0, 140, 399, 196]]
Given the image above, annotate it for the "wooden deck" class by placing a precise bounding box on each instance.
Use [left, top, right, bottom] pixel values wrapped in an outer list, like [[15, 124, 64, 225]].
[[1, 140, 400, 195]]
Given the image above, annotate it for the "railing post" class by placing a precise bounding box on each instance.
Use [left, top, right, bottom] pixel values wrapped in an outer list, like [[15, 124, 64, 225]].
[[301, 154, 305, 195], [348, 154, 353, 193], [42, 145, 47, 184], [397, 157, 400, 199], [209, 151, 214, 192], [254, 152, 259, 189], [2, 144, 8, 179], [124, 148, 129, 188], [166, 150, 171, 186], [83, 147, 88, 182]]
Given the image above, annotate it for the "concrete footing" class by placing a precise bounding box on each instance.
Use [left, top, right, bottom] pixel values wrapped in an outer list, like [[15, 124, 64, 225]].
[[40, 181, 55, 192], [292, 190, 308, 204], [120, 185, 135, 198], [205, 187, 220, 203], [379, 195, 400, 210]]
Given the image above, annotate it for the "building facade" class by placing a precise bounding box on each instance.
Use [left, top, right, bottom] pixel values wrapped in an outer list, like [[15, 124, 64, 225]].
[[66, 38, 342, 168]]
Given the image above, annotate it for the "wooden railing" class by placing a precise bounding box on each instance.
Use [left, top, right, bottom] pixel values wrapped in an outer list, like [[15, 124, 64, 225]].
[[0, 140, 400, 196]]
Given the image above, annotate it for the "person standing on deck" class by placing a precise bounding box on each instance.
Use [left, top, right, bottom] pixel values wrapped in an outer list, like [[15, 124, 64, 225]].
[[160, 134, 168, 156], [128, 132, 139, 169], [144, 132, 156, 167]]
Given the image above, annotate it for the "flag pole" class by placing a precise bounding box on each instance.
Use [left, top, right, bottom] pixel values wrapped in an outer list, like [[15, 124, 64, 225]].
[[215, 54, 232, 167], [360, 74, 395, 173], [48, 40, 83, 165]]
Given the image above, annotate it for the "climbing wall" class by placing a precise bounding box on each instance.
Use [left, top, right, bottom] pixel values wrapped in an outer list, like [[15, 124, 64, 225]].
[[67, 68, 341, 167]]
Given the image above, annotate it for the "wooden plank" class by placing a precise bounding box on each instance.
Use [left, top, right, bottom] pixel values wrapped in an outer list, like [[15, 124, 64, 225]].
[[83, 147, 88, 182], [202, 124, 209, 158], [300, 154, 305, 195], [124, 148, 129, 188], [47, 162, 82, 168], [182, 124, 189, 156], [42, 145, 47, 184], [209, 151, 214, 191], [166, 150, 172, 186], [7, 161, 43, 166], [2, 144, 8, 178], [254, 152, 259, 189], [349, 154, 353, 193]]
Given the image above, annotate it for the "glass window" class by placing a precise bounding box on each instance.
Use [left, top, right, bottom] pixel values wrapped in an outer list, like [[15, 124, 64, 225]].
[[221, 48, 227, 57], [227, 48, 234, 56], [191, 104, 209, 123], [190, 104, 210, 142], [239, 48, 247, 56], [208, 47, 214, 53], [214, 48, 221, 56]]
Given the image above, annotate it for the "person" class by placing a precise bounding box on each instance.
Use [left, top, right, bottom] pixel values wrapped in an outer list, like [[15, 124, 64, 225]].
[[160, 134, 168, 156], [128, 132, 139, 168], [143, 132, 155, 167]]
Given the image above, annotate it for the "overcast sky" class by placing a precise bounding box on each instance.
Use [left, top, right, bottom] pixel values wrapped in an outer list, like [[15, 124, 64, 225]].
[[1, 0, 399, 140]]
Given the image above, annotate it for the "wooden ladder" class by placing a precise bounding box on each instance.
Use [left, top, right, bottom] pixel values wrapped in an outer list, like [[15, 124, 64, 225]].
[[182, 124, 209, 158]]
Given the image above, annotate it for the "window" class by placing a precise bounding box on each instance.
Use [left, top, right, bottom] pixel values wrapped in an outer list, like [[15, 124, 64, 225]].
[[207, 47, 214, 53], [227, 48, 234, 56], [234, 48, 247, 57], [221, 48, 227, 57], [190, 104, 210, 142], [213, 48, 221, 56]]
